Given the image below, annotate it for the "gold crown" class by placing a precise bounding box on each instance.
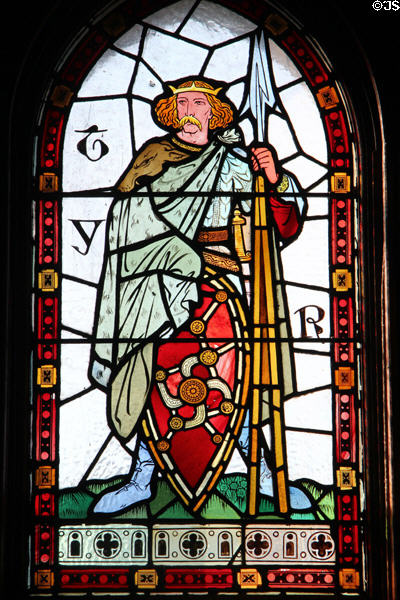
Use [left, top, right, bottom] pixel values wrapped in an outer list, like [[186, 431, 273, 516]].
[[168, 82, 222, 96]]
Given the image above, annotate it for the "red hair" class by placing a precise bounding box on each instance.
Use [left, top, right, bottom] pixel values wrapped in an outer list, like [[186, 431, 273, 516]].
[[155, 81, 234, 130]]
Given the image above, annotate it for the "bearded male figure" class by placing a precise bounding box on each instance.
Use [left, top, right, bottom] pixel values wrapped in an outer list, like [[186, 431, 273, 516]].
[[88, 79, 310, 514]]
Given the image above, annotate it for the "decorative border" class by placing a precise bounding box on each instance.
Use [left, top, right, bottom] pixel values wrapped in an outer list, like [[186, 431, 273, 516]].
[[58, 524, 335, 567], [32, 0, 362, 594]]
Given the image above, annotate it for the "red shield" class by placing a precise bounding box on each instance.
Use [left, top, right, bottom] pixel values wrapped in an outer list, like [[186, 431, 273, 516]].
[[142, 271, 250, 512]]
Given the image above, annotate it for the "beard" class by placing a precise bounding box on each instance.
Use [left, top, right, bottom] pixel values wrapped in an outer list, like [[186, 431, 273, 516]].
[[178, 115, 202, 131]]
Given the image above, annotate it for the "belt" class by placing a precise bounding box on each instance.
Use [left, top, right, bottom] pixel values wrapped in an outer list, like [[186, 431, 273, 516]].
[[202, 251, 240, 273], [197, 229, 229, 243]]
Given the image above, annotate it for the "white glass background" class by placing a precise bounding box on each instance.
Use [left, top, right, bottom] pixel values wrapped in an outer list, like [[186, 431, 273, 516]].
[[59, 0, 332, 491]]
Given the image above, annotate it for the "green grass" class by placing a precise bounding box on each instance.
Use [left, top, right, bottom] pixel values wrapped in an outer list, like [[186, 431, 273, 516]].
[[200, 493, 240, 519], [59, 489, 94, 519], [58, 473, 334, 521], [156, 501, 194, 519], [149, 480, 176, 516]]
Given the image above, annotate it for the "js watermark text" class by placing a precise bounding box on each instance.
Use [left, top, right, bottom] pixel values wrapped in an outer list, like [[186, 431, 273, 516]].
[[372, 0, 399, 10]]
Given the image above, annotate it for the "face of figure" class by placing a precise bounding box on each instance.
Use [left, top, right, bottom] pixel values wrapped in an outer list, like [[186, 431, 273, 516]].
[[176, 91, 212, 135]]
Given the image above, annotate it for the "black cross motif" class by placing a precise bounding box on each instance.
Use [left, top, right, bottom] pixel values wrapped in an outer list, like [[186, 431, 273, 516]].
[[57, 89, 69, 103], [42, 370, 52, 383], [140, 574, 155, 583], [41, 470, 50, 484], [242, 573, 256, 583], [345, 573, 355, 583], [44, 176, 54, 190], [246, 533, 270, 557], [338, 274, 347, 287], [323, 91, 333, 104], [310, 533, 333, 557], [181, 533, 205, 558], [342, 472, 351, 485], [39, 573, 49, 584], [95, 532, 120, 558], [268, 16, 283, 31], [337, 178, 345, 189], [340, 372, 350, 383]]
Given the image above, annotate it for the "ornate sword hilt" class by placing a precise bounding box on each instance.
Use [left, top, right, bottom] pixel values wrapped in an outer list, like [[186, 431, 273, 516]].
[[232, 209, 251, 262]]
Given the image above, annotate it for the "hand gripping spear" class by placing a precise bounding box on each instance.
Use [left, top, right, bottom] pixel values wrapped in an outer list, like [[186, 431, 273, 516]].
[[247, 30, 289, 515]]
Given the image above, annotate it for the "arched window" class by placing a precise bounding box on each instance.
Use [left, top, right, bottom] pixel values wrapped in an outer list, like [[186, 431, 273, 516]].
[[3, 1, 397, 598]]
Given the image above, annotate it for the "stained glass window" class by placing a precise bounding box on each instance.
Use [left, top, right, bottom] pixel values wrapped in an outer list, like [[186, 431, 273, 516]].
[[31, 0, 369, 595]]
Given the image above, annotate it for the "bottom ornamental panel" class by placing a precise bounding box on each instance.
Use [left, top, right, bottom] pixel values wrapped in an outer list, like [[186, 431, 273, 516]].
[[58, 523, 334, 566]]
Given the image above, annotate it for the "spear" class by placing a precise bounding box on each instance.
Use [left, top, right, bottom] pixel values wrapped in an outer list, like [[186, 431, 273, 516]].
[[247, 30, 289, 515]]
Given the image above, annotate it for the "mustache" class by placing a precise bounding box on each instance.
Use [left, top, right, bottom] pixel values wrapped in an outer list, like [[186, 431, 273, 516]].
[[178, 115, 202, 130]]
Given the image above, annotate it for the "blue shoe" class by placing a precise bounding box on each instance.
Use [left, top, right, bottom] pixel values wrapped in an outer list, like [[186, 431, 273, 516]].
[[92, 442, 155, 514]]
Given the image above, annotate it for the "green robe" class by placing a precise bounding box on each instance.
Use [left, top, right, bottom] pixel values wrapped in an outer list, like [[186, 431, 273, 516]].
[[90, 135, 235, 438], [89, 132, 303, 440]]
